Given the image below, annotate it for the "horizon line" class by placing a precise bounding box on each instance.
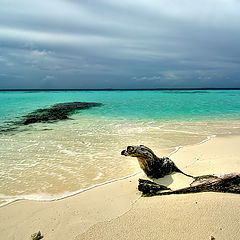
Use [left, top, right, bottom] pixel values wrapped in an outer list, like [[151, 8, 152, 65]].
[[0, 88, 240, 91]]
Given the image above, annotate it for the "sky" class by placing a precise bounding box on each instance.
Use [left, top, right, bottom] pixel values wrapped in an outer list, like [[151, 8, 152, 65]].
[[0, 0, 240, 89]]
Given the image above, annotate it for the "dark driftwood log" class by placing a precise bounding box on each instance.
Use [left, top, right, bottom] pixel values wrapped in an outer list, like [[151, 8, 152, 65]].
[[138, 179, 171, 195], [121, 145, 240, 196], [121, 145, 194, 178], [138, 173, 240, 196]]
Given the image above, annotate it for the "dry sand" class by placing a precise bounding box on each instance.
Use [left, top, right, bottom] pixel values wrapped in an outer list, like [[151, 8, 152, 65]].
[[1, 135, 240, 240]]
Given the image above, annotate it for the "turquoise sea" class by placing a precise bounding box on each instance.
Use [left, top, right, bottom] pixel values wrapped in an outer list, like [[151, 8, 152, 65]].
[[0, 90, 240, 206], [1, 90, 240, 123]]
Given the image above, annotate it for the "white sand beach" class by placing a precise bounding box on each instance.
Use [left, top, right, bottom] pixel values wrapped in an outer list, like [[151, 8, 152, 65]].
[[1, 135, 240, 240]]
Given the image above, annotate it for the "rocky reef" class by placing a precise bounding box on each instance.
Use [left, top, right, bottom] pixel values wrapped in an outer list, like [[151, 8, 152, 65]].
[[21, 102, 102, 125], [0, 102, 102, 133]]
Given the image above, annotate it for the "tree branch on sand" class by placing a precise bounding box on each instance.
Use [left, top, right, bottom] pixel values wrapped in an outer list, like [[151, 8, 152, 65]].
[[121, 145, 240, 196]]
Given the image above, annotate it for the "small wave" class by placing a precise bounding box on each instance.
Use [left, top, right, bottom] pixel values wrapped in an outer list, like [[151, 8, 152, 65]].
[[18, 143, 39, 152], [117, 127, 144, 134], [161, 129, 200, 135], [0, 171, 142, 208], [57, 144, 80, 156], [167, 145, 183, 157], [197, 135, 216, 144], [0, 135, 217, 208], [167, 135, 216, 157], [93, 172, 104, 181]]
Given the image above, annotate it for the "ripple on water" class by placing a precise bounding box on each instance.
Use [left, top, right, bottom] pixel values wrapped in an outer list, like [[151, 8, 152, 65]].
[[1, 118, 240, 206]]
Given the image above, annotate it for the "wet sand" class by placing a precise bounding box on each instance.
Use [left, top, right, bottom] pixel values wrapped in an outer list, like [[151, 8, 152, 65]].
[[1, 135, 240, 240], [1, 119, 240, 206]]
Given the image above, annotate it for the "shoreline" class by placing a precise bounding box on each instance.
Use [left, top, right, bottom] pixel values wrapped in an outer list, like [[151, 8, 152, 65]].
[[0, 134, 216, 208], [1, 134, 240, 239], [0, 171, 142, 208]]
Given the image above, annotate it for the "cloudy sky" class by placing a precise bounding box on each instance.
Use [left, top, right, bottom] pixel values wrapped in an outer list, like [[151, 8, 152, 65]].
[[1, 0, 240, 89]]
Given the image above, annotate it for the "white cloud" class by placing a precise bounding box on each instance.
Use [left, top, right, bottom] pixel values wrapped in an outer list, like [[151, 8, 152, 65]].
[[42, 75, 55, 82], [0, 56, 14, 67], [133, 72, 179, 83]]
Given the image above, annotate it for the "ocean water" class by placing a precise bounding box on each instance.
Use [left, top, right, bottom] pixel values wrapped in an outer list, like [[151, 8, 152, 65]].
[[0, 90, 240, 206]]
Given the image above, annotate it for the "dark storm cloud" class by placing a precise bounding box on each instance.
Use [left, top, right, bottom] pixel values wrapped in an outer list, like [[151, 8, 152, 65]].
[[0, 0, 240, 88]]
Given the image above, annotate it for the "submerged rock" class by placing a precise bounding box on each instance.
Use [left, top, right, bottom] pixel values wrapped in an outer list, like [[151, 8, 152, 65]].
[[0, 102, 102, 133], [21, 102, 102, 125]]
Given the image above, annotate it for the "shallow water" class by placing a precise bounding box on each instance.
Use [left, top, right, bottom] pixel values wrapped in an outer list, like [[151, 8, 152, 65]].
[[0, 90, 240, 206]]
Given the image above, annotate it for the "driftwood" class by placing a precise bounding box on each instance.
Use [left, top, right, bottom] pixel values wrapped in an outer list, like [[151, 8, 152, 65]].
[[121, 145, 194, 178], [138, 178, 171, 195], [121, 145, 240, 196], [139, 173, 240, 196]]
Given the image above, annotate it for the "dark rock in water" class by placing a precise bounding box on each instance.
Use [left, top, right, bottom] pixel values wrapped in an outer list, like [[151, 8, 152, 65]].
[[21, 102, 102, 125], [0, 102, 102, 133]]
